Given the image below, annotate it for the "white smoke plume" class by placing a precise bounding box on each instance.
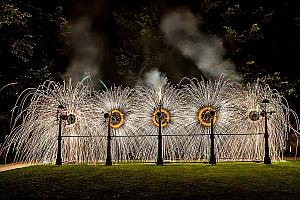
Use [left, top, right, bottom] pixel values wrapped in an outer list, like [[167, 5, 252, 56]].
[[160, 9, 242, 81], [143, 68, 168, 101], [64, 17, 103, 85], [144, 68, 168, 87]]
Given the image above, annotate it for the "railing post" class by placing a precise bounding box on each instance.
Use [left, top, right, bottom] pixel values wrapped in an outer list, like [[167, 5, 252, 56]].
[[209, 110, 216, 165], [261, 99, 271, 165], [157, 101, 163, 165], [263, 110, 271, 165], [56, 114, 62, 165], [105, 113, 112, 166]]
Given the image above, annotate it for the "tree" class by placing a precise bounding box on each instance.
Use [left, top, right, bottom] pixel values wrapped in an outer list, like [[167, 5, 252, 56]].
[[112, 0, 165, 86], [0, 0, 69, 148], [198, 0, 299, 112]]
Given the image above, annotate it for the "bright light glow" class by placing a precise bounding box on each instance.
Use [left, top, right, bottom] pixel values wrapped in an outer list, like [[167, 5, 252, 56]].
[[152, 108, 171, 127], [110, 109, 125, 129], [198, 106, 217, 127], [0, 74, 299, 164]]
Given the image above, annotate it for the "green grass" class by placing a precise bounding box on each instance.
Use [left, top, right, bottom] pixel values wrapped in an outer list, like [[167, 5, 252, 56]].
[[1, 161, 300, 199]]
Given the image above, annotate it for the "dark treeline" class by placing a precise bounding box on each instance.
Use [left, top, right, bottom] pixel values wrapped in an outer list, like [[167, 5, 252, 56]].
[[0, 0, 299, 152]]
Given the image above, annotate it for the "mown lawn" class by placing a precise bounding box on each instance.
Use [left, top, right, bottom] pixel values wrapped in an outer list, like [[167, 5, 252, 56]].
[[1, 161, 300, 199]]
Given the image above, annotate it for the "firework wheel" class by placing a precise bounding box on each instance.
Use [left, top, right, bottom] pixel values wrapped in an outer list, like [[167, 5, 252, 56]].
[[152, 108, 171, 127], [110, 109, 125, 129], [198, 106, 217, 127]]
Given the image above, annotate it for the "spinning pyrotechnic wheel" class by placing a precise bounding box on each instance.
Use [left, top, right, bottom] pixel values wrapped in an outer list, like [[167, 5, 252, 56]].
[[110, 109, 125, 129], [198, 106, 217, 127], [152, 108, 171, 127], [61, 113, 77, 125], [248, 110, 261, 122], [67, 114, 76, 125]]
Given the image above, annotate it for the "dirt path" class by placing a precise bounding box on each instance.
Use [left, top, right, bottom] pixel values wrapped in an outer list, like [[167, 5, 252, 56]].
[[0, 162, 36, 172]]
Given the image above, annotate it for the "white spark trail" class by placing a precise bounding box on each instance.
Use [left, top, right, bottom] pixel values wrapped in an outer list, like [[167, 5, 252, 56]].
[[0, 74, 299, 164]]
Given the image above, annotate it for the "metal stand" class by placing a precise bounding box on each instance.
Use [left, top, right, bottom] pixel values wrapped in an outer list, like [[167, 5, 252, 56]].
[[263, 110, 271, 165], [157, 101, 163, 165], [209, 110, 216, 165], [55, 115, 62, 166], [261, 99, 271, 165], [105, 113, 112, 166]]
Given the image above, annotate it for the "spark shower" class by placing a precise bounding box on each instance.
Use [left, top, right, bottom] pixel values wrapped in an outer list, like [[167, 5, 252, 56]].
[[0, 74, 299, 164]]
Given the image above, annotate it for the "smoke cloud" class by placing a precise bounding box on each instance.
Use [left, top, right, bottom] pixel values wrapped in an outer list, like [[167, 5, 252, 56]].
[[64, 17, 104, 85], [144, 68, 167, 87], [160, 9, 242, 81]]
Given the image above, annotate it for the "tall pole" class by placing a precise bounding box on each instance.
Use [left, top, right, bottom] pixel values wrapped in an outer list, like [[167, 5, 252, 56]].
[[157, 101, 163, 165], [263, 110, 271, 165], [209, 110, 216, 165], [56, 114, 62, 166], [261, 99, 271, 165], [105, 113, 112, 166]]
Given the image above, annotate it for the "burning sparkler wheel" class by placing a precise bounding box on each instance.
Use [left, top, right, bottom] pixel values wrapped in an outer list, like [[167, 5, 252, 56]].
[[110, 109, 125, 129], [198, 106, 217, 127], [248, 110, 261, 121], [152, 108, 171, 127], [67, 114, 76, 125]]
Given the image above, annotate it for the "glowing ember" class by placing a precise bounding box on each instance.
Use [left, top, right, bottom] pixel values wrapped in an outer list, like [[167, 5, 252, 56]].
[[152, 108, 171, 127], [110, 109, 125, 129], [198, 106, 217, 127]]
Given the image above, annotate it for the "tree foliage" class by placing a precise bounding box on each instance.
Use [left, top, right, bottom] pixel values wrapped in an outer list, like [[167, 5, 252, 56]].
[[0, 0, 69, 142], [112, 1, 165, 85]]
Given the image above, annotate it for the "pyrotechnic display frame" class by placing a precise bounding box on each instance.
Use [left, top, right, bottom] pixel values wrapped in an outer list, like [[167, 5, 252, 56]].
[[0, 74, 299, 165]]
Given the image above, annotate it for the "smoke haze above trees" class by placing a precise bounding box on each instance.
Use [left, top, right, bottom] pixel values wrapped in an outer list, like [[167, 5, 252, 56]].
[[59, 0, 299, 88]]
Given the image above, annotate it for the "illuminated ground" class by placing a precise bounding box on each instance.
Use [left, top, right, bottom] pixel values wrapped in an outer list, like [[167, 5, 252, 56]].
[[0, 162, 35, 172], [1, 161, 300, 199]]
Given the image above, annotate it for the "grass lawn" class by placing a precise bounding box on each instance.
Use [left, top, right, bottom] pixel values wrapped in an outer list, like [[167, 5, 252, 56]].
[[1, 161, 300, 199]]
